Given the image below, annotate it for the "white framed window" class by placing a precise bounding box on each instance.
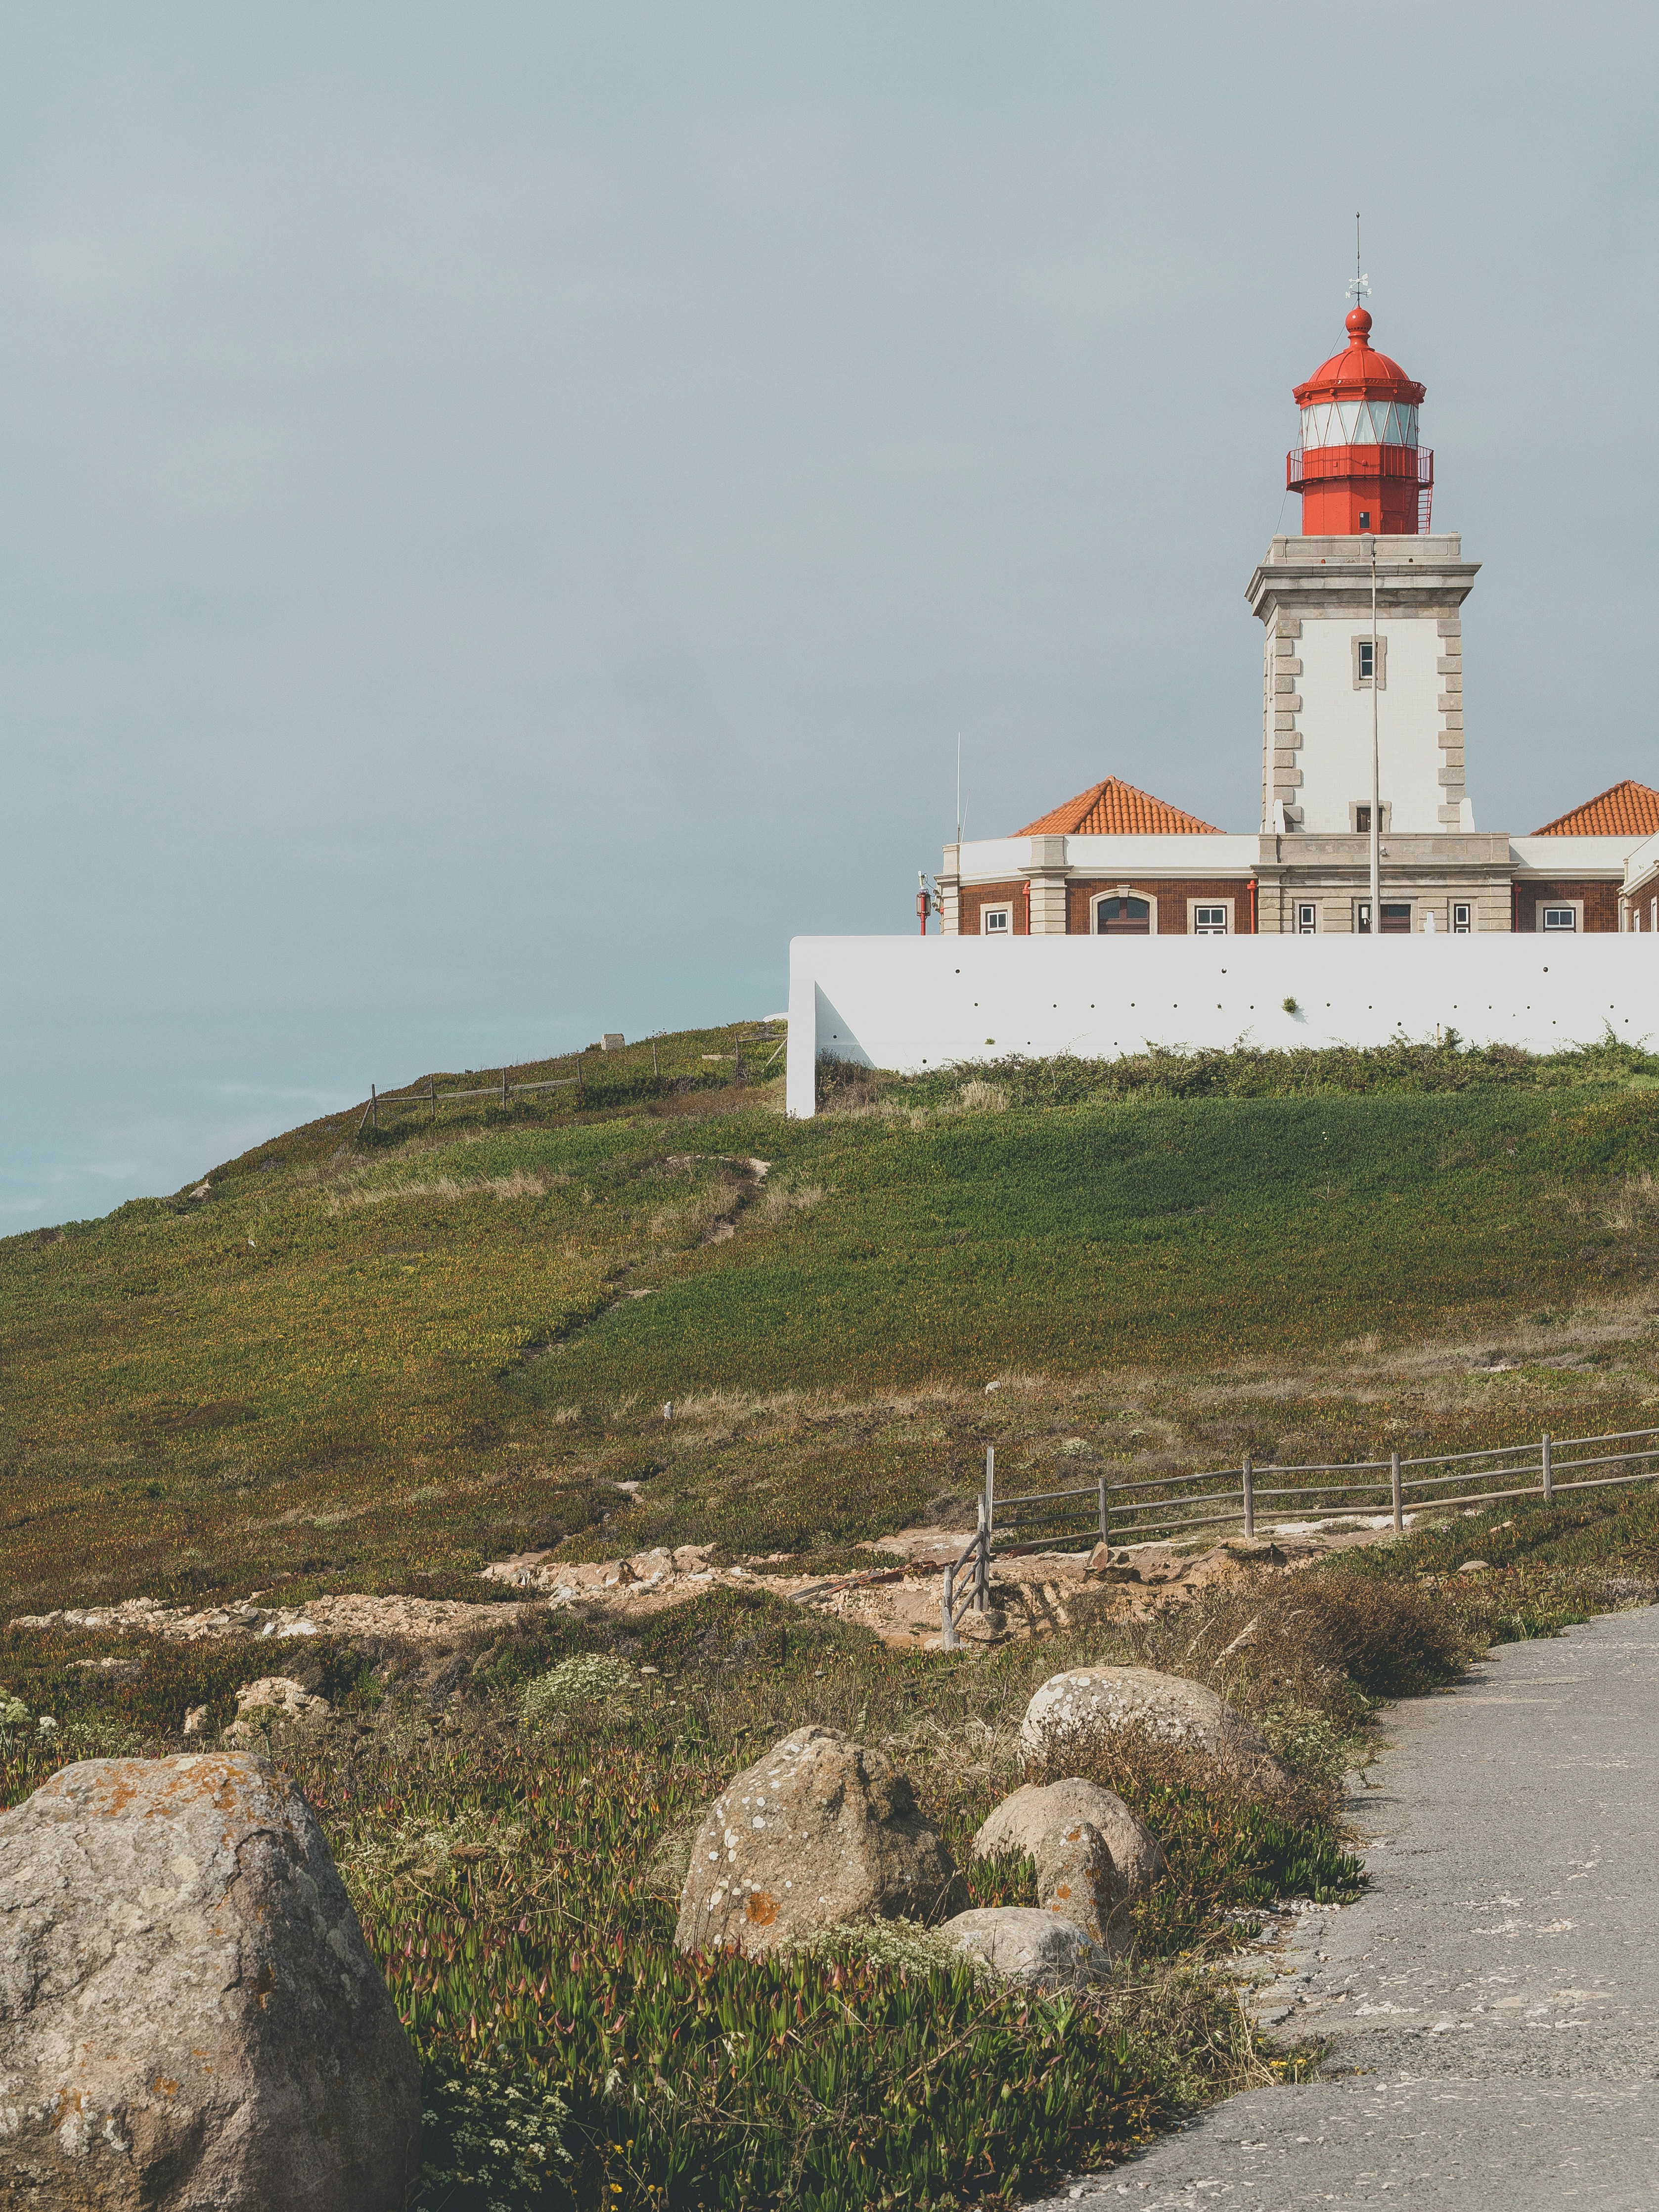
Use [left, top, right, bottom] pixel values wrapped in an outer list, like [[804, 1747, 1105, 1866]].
[[1451, 902, 1472, 934], [1296, 902, 1318, 935], [1540, 904, 1578, 932], [1348, 802, 1393, 833], [982, 905, 1011, 935], [1188, 900, 1230, 936], [1351, 634, 1389, 689]]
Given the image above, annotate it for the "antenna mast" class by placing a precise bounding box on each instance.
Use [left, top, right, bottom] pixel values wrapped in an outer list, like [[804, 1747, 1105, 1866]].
[[1346, 211, 1370, 310]]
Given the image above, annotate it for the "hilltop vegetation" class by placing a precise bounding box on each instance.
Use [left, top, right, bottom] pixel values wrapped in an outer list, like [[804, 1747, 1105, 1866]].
[[2, 1027, 1659, 1611], [4, 1026, 1659, 2207]]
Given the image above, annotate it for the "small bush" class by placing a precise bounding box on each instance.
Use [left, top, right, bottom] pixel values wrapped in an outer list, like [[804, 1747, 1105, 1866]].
[[959, 1080, 1010, 1112], [413, 2054, 571, 2212], [520, 1653, 637, 1724], [786, 1916, 988, 1981]]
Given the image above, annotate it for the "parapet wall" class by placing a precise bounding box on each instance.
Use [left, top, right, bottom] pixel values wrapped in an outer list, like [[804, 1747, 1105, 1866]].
[[784, 935, 1657, 1118]]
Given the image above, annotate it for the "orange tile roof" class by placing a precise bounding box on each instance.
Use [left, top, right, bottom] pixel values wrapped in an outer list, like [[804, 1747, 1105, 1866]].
[[1532, 780, 1659, 837], [1015, 776, 1222, 837]]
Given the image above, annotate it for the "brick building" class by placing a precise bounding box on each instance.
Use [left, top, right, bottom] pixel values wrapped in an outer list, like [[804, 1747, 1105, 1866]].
[[938, 306, 1659, 939]]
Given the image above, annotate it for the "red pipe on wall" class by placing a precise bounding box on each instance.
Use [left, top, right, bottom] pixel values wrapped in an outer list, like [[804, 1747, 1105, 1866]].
[[1022, 881, 1031, 934], [916, 888, 930, 937], [1247, 876, 1258, 933]]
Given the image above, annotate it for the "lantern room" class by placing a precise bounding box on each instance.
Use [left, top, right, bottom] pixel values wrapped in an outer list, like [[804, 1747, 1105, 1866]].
[[1287, 307, 1433, 535]]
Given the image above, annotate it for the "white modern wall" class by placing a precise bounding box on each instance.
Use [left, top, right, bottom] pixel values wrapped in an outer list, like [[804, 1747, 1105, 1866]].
[[785, 935, 1658, 1116]]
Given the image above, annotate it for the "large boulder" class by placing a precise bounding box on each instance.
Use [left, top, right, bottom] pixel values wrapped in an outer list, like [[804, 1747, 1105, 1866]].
[[1020, 1665, 1282, 1772], [1033, 1819, 1124, 1953], [936, 1907, 1109, 1989], [0, 1753, 420, 2211], [972, 1779, 1166, 1899], [675, 1726, 964, 1958]]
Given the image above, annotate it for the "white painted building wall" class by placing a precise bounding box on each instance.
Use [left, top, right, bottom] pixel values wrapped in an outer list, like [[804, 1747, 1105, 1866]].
[[785, 935, 1658, 1117], [1296, 615, 1445, 832]]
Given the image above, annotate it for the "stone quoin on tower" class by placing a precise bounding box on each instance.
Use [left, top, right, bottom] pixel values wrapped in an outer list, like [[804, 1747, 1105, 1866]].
[[1288, 306, 1433, 537]]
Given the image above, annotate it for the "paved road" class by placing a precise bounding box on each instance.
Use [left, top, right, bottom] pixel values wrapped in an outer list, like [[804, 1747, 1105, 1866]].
[[1027, 1605, 1659, 2210]]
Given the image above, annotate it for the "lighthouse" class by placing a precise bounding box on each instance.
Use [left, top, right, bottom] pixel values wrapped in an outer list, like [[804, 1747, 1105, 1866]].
[[929, 291, 1659, 960], [1246, 306, 1480, 875], [1288, 306, 1432, 537]]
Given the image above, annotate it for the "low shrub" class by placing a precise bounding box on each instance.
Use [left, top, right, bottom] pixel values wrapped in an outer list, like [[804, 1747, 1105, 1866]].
[[520, 1653, 637, 1725]]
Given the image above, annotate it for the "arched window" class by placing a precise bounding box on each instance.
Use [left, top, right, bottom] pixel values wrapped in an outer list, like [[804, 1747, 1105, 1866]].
[[1095, 895, 1151, 936]]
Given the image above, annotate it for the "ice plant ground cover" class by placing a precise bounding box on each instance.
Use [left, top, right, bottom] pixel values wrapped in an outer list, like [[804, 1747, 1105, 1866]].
[[2, 1027, 1659, 2204], [3, 1498, 1659, 2207]]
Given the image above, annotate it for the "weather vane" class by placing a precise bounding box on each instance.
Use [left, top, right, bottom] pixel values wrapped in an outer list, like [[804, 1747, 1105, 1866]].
[[1346, 210, 1370, 306]]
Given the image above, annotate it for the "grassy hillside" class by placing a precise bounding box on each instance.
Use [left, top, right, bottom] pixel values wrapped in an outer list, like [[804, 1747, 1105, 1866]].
[[2, 1028, 1658, 1612], [6, 1026, 1659, 2210]]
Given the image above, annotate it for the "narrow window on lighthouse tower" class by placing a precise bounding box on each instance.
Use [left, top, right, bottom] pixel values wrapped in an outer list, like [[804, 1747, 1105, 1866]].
[[1357, 641, 1374, 679]]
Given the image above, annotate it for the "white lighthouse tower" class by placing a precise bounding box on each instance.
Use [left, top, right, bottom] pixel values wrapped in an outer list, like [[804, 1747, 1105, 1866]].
[[1247, 306, 1479, 854]]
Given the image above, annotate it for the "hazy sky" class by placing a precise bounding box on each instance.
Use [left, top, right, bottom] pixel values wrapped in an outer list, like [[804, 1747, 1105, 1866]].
[[4, 1, 1656, 1229]]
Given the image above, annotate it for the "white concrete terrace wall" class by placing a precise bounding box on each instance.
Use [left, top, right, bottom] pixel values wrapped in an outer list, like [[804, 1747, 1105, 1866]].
[[785, 935, 1658, 1117], [952, 833, 1262, 883]]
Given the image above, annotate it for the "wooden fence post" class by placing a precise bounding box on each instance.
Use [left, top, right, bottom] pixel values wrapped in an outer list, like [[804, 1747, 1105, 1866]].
[[1541, 1433, 1553, 1504], [1242, 1454, 1254, 1539], [941, 1563, 958, 1651], [371, 1083, 378, 1133], [1390, 1450, 1402, 1533], [1098, 1474, 1108, 1548], [430, 1080, 437, 1126], [973, 1496, 988, 1614]]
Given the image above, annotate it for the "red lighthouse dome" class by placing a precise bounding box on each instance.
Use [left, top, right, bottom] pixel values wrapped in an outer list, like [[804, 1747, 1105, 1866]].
[[1287, 308, 1434, 535]]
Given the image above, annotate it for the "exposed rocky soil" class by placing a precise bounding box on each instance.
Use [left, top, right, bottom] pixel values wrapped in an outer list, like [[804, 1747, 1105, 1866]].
[[9, 1512, 1424, 1655]]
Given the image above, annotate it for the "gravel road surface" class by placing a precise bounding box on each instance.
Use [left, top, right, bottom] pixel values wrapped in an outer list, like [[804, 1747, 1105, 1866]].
[[1025, 1603, 1659, 2209]]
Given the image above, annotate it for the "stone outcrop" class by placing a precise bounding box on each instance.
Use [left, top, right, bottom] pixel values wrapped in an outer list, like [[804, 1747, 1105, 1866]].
[[936, 1906, 1110, 1988], [675, 1726, 964, 1958], [0, 1753, 420, 2211], [233, 1676, 330, 1720], [1020, 1664, 1283, 1772], [971, 1778, 1166, 1899], [220, 1677, 333, 1748]]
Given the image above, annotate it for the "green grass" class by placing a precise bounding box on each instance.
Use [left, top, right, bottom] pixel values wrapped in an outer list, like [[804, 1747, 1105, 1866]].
[[3, 1028, 1659, 2205], [3, 1031, 1659, 1611], [533, 1085, 1659, 1402]]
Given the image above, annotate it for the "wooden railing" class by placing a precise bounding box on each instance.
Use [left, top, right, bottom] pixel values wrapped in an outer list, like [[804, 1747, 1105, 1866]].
[[940, 1424, 1659, 1647]]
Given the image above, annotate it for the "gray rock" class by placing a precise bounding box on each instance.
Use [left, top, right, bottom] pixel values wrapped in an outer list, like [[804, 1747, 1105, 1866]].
[[972, 1779, 1166, 1898], [0, 1752, 420, 2211], [1034, 1819, 1123, 1953], [675, 1725, 964, 1958], [222, 1675, 332, 1749], [1020, 1664, 1283, 1773], [937, 1906, 1110, 1989]]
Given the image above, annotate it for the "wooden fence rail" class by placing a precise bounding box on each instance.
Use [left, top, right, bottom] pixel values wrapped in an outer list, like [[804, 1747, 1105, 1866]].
[[357, 1062, 584, 1133], [940, 1424, 1659, 1649], [354, 1023, 784, 1135]]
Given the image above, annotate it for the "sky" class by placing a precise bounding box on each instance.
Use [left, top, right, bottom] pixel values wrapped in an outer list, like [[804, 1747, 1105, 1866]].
[[3, 1, 1656, 1230]]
